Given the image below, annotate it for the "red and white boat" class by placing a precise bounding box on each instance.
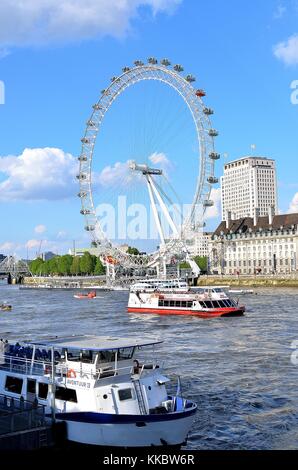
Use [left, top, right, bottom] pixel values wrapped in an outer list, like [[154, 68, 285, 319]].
[[128, 284, 245, 318], [74, 291, 97, 299]]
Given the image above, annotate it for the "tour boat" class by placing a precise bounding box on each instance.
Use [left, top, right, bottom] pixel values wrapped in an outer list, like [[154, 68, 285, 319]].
[[0, 335, 197, 447], [74, 291, 96, 299], [128, 285, 245, 318]]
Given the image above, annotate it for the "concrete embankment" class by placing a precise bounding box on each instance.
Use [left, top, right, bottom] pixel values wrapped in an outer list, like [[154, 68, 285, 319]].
[[198, 275, 298, 287], [23, 275, 106, 287]]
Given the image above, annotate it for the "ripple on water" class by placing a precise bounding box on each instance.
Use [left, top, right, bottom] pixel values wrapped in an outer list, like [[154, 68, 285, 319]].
[[1, 284, 298, 449]]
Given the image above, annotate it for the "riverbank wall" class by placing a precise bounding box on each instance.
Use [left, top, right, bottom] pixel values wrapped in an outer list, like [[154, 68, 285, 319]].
[[198, 275, 298, 287]]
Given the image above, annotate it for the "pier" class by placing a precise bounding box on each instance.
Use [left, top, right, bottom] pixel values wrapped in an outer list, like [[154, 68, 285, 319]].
[[0, 394, 53, 451]]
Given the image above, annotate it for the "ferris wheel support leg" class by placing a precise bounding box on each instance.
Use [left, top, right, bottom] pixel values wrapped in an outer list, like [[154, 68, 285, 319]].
[[146, 176, 165, 246], [149, 176, 179, 238]]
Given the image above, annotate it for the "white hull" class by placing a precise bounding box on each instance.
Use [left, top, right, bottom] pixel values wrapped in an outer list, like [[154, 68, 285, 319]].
[[58, 412, 195, 447]]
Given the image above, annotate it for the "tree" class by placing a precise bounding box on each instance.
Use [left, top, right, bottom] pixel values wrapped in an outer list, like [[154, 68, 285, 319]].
[[80, 252, 93, 275], [47, 256, 59, 275], [70, 256, 81, 275], [194, 256, 208, 273], [127, 246, 140, 256], [29, 258, 44, 275], [57, 255, 73, 275], [94, 257, 105, 275]]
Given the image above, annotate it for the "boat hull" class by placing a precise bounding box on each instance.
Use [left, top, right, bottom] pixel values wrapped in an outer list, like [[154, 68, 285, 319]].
[[127, 306, 245, 318], [54, 406, 197, 447]]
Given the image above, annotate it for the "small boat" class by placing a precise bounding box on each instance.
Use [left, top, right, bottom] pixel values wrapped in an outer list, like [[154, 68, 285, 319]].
[[0, 335, 197, 447], [0, 304, 12, 311], [229, 289, 254, 295], [74, 291, 96, 299], [128, 284, 245, 318]]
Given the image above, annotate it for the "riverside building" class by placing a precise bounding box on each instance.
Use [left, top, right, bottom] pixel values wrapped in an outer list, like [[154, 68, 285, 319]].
[[221, 157, 278, 220], [210, 208, 298, 275]]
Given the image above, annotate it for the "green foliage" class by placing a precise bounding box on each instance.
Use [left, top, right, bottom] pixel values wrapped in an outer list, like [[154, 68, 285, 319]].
[[29, 251, 106, 276], [94, 257, 105, 275], [179, 261, 191, 269], [194, 256, 208, 273], [127, 246, 140, 255], [70, 256, 81, 275], [79, 252, 94, 275], [29, 258, 44, 275], [57, 254, 73, 275]]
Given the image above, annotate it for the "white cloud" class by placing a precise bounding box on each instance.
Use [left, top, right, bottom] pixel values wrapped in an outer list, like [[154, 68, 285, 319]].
[[273, 3, 287, 19], [34, 224, 47, 234], [204, 188, 221, 220], [273, 33, 298, 66], [149, 152, 171, 169], [56, 230, 68, 239], [0, 0, 181, 48], [0, 147, 78, 201], [97, 160, 138, 188], [0, 241, 17, 252], [288, 192, 298, 213], [25, 239, 47, 250]]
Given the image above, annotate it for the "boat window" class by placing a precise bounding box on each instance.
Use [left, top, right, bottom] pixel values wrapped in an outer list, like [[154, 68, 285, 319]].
[[80, 350, 93, 363], [181, 301, 187, 308], [204, 301, 213, 308], [212, 301, 220, 308], [175, 301, 181, 308], [27, 379, 36, 394], [187, 301, 192, 308], [213, 288, 223, 293], [5, 376, 23, 394], [118, 388, 133, 401], [118, 347, 135, 360], [66, 349, 81, 362], [55, 386, 77, 403], [164, 300, 169, 307], [200, 301, 206, 308], [169, 300, 175, 307], [98, 350, 116, 363], [158, 300, 164, 307], [38, 383, 48, 400], [221, 300, 229, 307]]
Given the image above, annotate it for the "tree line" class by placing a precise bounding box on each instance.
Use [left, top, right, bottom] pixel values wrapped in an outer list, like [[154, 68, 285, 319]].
[[29, 252, 105, 276]]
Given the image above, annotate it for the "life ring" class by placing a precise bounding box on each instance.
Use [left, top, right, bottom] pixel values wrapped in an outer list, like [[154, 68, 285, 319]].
[[67, 369, 76, 379]]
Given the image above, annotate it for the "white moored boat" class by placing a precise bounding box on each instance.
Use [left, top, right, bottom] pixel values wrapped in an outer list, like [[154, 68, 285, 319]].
[[0, 335, 197, 447], [128, 284, 245, 318]]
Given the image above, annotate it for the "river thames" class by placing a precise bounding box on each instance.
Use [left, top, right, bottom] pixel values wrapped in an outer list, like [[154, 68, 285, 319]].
[[1, 282, 298, 450]]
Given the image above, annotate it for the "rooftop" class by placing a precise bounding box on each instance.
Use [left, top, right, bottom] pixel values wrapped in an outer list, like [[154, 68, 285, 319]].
[[25, 335, 162, 351], [213, 213, 298, 237]]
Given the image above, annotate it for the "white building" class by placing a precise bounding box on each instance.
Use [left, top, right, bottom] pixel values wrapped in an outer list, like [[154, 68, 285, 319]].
[[210, 209, 298, 275], [221, 156, 278, 220], [185, 232, 212, 257]]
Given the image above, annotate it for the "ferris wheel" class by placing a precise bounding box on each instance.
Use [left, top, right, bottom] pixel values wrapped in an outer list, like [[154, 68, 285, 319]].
[[77, 57, 220, 275]]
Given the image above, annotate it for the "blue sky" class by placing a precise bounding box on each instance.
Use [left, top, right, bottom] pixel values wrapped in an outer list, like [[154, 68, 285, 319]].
[[0, 0, 298, 257]]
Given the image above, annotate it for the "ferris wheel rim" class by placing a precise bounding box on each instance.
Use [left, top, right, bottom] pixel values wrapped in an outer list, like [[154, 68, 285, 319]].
[[77, 59, 219, 266]]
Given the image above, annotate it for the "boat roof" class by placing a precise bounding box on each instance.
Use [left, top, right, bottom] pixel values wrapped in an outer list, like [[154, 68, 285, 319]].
[[25, 335, 162, 351]]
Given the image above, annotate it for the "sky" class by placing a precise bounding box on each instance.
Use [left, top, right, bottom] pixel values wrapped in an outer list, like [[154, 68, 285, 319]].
[[0, 0, 298, 258]]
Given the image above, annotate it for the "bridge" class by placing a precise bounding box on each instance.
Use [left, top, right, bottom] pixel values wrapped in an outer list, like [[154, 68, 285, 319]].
[[0, 256, 31, 283]]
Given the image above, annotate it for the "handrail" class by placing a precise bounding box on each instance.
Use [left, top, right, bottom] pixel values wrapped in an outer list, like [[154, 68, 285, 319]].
[[0, 353, 160, 381]]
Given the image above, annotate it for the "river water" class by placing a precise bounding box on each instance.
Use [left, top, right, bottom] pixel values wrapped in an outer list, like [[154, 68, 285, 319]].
[[1, 282, 298, 450]]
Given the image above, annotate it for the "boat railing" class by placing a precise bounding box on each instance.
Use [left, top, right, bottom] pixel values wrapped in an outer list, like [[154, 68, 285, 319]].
[[0, 353, 161, 381], [0, 353, 52, 377]]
